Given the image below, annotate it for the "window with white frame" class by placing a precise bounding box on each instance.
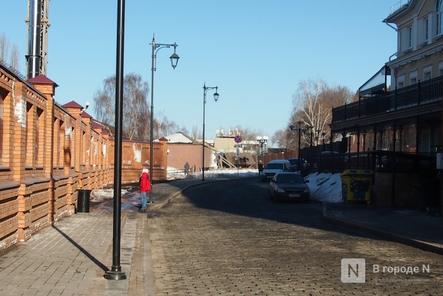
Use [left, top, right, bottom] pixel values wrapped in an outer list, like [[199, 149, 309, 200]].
[[70, 127, 75, 168], [419, 16, 431, 44], [438, 0, 443, 35], [25, 103, 34, 168], [400, 25, 413, 51], [423, 66, 432, 81], [409, 71, 418, 85], [59, 121, 64, 168], [36, 108, 45, 168], [426, 15, 430, 41], [397, 75, 405, 88]]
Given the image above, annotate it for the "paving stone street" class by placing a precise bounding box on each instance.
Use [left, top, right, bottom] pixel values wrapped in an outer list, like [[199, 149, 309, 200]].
[[0, 178, 442, 295], [147, 178, 443, 295]]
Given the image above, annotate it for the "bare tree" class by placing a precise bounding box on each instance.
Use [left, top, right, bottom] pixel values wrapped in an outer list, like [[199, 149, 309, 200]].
[[288, 79, 353, 148], [93, 73, 150, 141], [0, 34, 9, 62], [94, 73, 187, 141], [190, 126, 201, 141], [93, 76, 115, 126], [123, 74, 149, 140], [290, 80, 352, 142], [154, 116, 180, 139], [10, 45, 19, 71], [292, 79, 328, 142], [0, 34, 20, 72], [271, 129, 289, 148]]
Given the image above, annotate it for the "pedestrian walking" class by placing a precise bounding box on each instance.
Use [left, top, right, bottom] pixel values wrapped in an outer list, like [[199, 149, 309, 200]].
[[184, 162, 190, 176], [258, 160, 264, 175], [139, 168, 151, 212]]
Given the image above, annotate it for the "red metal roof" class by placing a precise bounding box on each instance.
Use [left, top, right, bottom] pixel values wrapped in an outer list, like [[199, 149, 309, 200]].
[[62, 100, 83, 109], [81, 111, 92, 119], [27, 75, 58, 87], [91, 121, 103, 130]]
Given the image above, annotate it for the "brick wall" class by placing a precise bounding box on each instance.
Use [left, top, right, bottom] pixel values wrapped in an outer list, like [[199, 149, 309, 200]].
[[0, 64, 167, 250], [167, 143, 212, 171]]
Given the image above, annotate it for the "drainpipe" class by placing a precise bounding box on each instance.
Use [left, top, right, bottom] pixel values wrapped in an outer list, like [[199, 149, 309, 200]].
[[383, 20, 398, 32], [357, 128, 360, 168], [373, 126, 377, 172], [415, 117, 419, 170], [392, 124, 397, 207]]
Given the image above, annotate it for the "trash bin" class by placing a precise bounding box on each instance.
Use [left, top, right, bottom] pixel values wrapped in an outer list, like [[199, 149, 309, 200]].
[[341, 169, 372, 204], [77, 189, 91, 213]]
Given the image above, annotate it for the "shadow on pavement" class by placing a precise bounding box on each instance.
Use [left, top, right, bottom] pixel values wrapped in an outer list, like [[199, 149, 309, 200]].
[[53, 225, 109, 272], [176, 177, 417, 244]]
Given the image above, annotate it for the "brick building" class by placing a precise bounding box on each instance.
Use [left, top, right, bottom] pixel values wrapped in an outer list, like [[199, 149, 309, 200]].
[[0, 63, 167, 250]]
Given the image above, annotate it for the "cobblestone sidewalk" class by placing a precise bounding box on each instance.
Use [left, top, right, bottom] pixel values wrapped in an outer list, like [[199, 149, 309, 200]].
[[0, 179, 202, 296]]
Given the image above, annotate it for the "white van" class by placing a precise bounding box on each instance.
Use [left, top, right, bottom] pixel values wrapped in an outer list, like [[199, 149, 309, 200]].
[[262, 159, 290, 181]]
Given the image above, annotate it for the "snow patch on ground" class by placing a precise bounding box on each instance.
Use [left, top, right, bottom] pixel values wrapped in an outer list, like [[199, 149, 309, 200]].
[[167, 167, 258, 180], [305, 172, 342, 203], [167, 167, 187, 180], [90, 188, 129, 202], [91, 168, 259, 202]]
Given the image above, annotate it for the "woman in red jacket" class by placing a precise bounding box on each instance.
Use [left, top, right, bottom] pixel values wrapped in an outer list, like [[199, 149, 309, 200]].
[[139, 168, 151, 212]]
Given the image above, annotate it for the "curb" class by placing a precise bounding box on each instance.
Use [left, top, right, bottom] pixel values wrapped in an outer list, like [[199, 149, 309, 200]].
[[322, 204, 443, 256], [149, 176, 259, 211]]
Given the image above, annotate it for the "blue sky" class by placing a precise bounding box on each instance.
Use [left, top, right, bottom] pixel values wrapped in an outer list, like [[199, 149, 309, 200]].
[[2, 1, 398, 138]]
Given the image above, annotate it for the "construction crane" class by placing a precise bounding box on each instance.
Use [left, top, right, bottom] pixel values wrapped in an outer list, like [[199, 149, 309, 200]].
[[26, 0, 50, 79]]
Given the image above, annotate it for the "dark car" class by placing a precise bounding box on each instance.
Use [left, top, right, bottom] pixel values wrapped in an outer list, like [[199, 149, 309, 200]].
[[269, 172, 310, 202], [262, 159, 291, 181], [287, 158, 297, 171], [287, 158, 308, 172]]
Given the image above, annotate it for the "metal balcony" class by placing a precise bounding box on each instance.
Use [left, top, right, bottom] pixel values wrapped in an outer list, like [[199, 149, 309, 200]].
[[332, 75, 443, 125]]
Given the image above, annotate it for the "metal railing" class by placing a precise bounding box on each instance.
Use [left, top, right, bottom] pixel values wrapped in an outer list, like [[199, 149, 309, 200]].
[[388, 0, 411, 16], [343, 151, 435, 172], [332, 75, 443, 122]]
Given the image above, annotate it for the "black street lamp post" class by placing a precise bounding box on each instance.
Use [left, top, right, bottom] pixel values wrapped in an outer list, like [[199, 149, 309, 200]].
[[256, 137, 268, 161], [309, 126, 313, 148], [297, 121, 303, 169], [322, 132, 326, 149], [104, 0, 126, 281], [315, 129, 321, 146], [149, 36, 179, 185], [202, 84, 219, 181], [290, 121, 303, 170]]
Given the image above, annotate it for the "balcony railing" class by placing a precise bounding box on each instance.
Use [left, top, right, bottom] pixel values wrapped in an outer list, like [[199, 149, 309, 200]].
[[332, 75, 443, 122], [388, 0, 411, 17]]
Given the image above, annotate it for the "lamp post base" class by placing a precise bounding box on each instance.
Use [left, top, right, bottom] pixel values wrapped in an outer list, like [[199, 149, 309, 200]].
[[104, 270, 127, 280]]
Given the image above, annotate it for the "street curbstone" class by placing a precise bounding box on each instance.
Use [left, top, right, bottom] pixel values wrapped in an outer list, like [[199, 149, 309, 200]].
[[322, 203, 443, 256]]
